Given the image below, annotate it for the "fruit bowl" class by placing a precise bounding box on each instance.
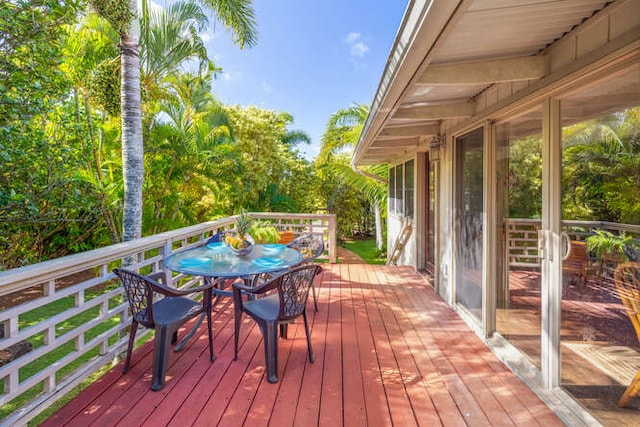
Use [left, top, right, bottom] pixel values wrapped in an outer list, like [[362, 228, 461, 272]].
[[225, 232, 255, 256]]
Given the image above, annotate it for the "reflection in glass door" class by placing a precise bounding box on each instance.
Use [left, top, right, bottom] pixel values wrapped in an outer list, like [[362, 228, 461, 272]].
[[495, 109, 543, 368], [454, 128, 484, 321], [559, 65, 640, 423]]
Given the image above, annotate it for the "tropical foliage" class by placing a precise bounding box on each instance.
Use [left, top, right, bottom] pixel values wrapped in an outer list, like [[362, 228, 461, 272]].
[[0, 1, 319, 270], [506, 107, 640, 225], [317, 103, 387, 248], [562, 108, 640, 224]]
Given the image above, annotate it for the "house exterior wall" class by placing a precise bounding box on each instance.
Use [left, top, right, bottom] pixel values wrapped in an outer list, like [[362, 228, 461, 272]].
[[391, 0, 639, 280], [387, 214, 416, 266], [380, 1, 640, 424]]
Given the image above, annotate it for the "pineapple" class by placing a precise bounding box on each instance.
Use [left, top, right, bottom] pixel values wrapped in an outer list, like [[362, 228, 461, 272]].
[[225, 210, 256, 255], [235, 210, 252, 238]]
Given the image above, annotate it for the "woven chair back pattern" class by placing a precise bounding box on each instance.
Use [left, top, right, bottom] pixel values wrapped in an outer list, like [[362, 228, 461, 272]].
[[288, 234, 324, 262], [279, 266, 319, 319], [119, 271, 154, 327]]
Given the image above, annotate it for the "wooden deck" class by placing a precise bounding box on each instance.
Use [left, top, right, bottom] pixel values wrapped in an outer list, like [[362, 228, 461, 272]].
[[42, 264, 562, 426]]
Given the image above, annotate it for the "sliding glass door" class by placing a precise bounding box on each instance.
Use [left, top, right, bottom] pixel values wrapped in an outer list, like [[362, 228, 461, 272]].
[[454, 128, 484, 322]]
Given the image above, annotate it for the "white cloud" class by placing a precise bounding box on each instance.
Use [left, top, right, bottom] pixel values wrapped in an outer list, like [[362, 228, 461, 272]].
[[343, 31, 369, 63], [262, 82, 273, 93], [222, 73, 232, 82], [343, 32, 361, 44], [351, 42, 369, 58]]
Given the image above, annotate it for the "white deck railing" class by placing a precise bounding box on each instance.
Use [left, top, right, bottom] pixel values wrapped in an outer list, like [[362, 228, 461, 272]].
[[506, 219, 640, 268], [0, 213, 336, 426]]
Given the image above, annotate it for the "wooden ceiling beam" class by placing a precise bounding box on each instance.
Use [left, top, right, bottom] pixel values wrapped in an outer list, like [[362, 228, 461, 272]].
[[371, 139, 421, 148], [378, 123, 440, 138], [393, 101, 475, 120], [418, 55, 548, 85]]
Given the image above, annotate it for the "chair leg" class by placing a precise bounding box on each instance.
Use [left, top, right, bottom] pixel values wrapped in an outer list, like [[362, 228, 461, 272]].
[[151, 325, 173, 391], [234, 309, 241, 361], [206, 300, 215, 362], [123, 320, 138, 373], [279, 323, 288, 339], [311, 283, 319, 312], [264, 321, 279, 383], [618, 369, 640, 407], [303, 310, 314, 363]]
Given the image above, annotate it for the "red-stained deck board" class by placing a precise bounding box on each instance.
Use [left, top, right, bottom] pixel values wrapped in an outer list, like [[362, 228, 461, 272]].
[[193, 316, 264, 426], [165, 321, 251, 427], [351, 263, 394, 426], [340, 264, 368, 427], [318, 264, 344, 426], [384, 270, 449, 425], [383, 269, 468, 426], [372, 267, 439, 426], [265, 322, 307, 426], [145, 303, 239, 426], [293, 268, 331, 426], [99, 309, 223, 426], [215, 322, 272, 427], [42, 264, 563, 427]]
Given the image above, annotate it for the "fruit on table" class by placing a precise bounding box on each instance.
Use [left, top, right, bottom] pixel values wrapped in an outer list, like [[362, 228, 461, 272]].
[[225, 234, 248, 249]]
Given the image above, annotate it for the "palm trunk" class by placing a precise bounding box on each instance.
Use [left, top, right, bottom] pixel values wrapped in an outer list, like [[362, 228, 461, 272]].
[[374, 201, 383, 250], [120, 29, 143, 245]]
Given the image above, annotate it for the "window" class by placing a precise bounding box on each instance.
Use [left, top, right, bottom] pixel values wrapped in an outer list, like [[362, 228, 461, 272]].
[[387, 160, 414, 218], [388, 166, 396, 213], [405, 160, 414, 218], [395, 165, 403, 215]]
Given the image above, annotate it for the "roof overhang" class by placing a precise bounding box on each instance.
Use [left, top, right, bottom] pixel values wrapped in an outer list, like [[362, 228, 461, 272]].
[[352, 0, 612, 166]]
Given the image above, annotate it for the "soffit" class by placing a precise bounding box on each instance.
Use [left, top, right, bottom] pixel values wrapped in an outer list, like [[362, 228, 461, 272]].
[[353, 0, 611, 166]]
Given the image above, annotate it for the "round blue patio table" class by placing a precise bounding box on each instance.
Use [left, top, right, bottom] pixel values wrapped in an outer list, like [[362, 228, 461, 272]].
[[163, 242, 302, 351], [163, 242, 302, 295]]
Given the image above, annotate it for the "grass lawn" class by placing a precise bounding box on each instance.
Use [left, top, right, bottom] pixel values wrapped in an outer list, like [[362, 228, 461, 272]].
[[342, 239, 386, 265]]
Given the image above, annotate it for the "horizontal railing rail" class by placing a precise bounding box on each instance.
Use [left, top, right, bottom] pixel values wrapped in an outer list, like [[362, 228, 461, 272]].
[[0, 213, 336, 426], [506, 218, 640, 268]]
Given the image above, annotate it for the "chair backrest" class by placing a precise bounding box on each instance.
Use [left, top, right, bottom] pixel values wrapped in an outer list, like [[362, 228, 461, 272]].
[[207, 231, 224, 244], [563, 240, 588, 276], [277, 265, 321, 320], [614, 262, 640, 341], [113, 268, 156, 328], [287, 233, 324, 262]]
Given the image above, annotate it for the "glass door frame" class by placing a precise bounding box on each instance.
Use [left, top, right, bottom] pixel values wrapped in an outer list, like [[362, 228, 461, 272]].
[[452, 124, 496, 335]]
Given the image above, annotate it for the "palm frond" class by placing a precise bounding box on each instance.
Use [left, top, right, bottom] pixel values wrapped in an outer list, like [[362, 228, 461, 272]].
[[198, 0, 257, 49]]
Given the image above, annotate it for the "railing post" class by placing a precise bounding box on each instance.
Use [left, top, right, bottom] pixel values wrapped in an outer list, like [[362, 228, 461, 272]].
[[328, 214, 337, 263]]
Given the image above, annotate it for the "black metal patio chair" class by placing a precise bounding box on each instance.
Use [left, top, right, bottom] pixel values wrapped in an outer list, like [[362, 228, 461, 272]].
[[232, 264, 322, 383], [286, 233, 324, 311], [113, 268, 216, 391]]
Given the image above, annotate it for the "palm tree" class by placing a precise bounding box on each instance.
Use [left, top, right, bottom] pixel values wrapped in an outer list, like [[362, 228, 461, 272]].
[[319, 104, 388, 250], [563, 108, 640, 223], [147, 71, 237, 232], [88, 0, 257, 247]]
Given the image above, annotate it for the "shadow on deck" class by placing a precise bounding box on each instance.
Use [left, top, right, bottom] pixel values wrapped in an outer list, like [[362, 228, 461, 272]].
[[41, 264, 562, 426]]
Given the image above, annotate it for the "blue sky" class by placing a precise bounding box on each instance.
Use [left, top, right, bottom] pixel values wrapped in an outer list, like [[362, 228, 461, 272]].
[[197, 1, 407, 159]]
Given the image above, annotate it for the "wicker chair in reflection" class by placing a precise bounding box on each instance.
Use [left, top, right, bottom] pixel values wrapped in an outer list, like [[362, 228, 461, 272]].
[[613, 262, 640, 407], [562, 240, 589, 288]]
